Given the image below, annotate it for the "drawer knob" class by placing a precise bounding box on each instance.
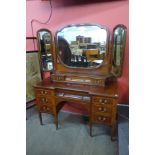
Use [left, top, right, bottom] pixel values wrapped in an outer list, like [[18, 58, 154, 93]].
[[98, 116, 106, 121], [104, 99, 108, 103], [98, 107, 106, 112], [99, 99, 103, 103], [42, 98, 48, 104], [41, 90, 47, 94], [100, 99, 108, 104]]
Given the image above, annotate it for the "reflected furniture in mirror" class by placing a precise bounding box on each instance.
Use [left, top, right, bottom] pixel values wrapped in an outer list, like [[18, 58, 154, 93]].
[[56, 24, 107, 68], [51, 24, 112, 86], [34, 24, 127, 140]]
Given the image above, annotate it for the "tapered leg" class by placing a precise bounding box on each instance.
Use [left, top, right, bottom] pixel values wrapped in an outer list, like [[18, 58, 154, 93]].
[[89, 121, 92, 137], [54, 114, 58, 130], [111, 124, 116, 141], [39, 112, 43, 125]]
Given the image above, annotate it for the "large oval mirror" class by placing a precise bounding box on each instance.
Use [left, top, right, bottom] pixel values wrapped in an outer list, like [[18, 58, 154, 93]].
[[112, 24, 127, 76], [56, 24, 108, 68], [37, 29, 53, 72]]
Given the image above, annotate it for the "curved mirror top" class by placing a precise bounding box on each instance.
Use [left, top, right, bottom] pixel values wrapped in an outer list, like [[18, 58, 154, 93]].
[[113, 26, 126, 66], [112, 24, 127, 77], [37, 30, 53, 71], [56, 24, 108, 68]]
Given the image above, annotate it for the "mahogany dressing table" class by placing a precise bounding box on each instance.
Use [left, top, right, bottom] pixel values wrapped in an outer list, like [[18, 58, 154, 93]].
[[34, 24, 127, 140]]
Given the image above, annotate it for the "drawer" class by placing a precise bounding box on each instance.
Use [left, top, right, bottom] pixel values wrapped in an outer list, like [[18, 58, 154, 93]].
[[38, 104, 53, 113], [92, 115, 111, 125], [35, 89, 54, 96], [36, 96, 53, 107], [92, 96, 113, 106], [92, 105, 112, 115]]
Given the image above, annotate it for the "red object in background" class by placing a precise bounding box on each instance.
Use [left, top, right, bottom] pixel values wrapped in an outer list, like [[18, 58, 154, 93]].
[[62, 102, 88, 116], [43, 71, 51, 79]]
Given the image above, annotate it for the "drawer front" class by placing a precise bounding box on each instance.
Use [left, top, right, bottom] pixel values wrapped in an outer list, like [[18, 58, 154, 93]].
[[36, 96, 54, 113], [36, 96, 53, 107], [92, 105, 112, 115], [38, 104, 53, 113], [92, 96, 113, 106], [92, 115, 111, 125], [35, 89, 54, 96]]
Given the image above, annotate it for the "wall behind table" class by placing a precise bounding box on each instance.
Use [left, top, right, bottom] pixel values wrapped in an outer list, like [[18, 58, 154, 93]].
[[26, 0, 129, 105]]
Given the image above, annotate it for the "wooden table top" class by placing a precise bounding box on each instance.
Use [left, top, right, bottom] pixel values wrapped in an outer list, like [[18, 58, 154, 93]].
[[34, 78, 119, 98]]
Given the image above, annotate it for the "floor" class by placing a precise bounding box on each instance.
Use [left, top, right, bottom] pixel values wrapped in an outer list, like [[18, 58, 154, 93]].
[[26, 107, 118, 155], [117, 105, 129, 155]]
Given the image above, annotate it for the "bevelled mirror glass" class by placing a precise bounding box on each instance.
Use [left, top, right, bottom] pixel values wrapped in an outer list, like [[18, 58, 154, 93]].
[[37, 29, 53, 71], [112, 24, 127, 76], [56, 24, 108, 68]]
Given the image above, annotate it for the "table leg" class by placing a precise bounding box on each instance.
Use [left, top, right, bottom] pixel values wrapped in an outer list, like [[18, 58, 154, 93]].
[[55, 114, 58, 130], [39, 112, 43, 125], [89, 121, 92, 137], [111, 124, 116, 141]]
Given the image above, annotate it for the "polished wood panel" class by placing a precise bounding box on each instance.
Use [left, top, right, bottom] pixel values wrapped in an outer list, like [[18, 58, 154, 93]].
[[92, 105, 112, 115], [92, 115, 111, 125], [34, 78, 118, 97], [35, 89, 55, 96], [92, 96, 113, 105], [34, 78, 118, 140]]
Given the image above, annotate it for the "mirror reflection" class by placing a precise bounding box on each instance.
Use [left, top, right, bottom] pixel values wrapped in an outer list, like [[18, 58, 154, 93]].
[[37, 30, 53, 71], [113, 26, 126, 66], [56, 24, 107, 68], [112, 25, 126, 76]]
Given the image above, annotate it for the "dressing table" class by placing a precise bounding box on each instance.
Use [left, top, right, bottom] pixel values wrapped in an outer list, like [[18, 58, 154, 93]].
[[34, 24, 127, 140]]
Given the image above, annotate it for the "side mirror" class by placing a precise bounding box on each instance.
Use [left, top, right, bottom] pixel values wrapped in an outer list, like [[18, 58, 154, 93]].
[[37, 29, 53, 72], [112, 24, 127, 77]]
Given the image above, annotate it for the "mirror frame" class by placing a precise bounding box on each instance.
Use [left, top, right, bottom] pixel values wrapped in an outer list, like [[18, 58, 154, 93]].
[[36, 28, 53, 73], [55, 23, 109, 69], [111, 24, 127, 77]]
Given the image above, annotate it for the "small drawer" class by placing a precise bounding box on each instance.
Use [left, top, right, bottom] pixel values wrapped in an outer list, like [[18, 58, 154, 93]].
[[38, 104, 53, 113], [92, 96, 113, 106], [37, 96, 53, 106], [93, 105, 112, 114], [56, 76, 65, 81], [35, 89, 54, 96], [92, 115, 111, 125]]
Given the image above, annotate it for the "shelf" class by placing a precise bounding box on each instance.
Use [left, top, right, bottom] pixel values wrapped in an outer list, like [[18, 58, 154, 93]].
[[56, 93, 90, 102]]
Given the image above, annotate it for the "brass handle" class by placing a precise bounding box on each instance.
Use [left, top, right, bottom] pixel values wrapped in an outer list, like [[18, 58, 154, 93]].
[[41, 90, 47, 94], [42, 98, 48, 104], [57, 77, 62, 80], [98, 107, 106, 112], [99, 99, 103, 103], [99, 99, 108, 104], [41, 91, 44, 94], [104, 99, 108, 103], [98, 116, 106, 121]]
